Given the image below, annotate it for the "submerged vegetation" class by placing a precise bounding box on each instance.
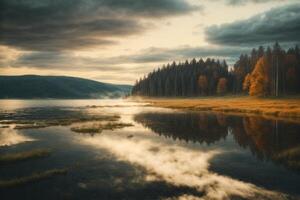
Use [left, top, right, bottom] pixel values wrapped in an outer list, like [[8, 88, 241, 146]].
[[0, 168, 68, 188], [0, 149, 51, 164], [0, 107, 121, 131], [4, 115, 121, 130], [71, 122, 133, 134]]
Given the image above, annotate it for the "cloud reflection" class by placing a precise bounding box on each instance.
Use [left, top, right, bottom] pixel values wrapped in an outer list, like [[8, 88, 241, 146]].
[[79, 132, 288, 199], [0, 128, 34, 147]]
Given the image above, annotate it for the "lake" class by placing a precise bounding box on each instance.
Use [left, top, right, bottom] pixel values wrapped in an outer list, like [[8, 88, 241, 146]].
[[0, 99, 299, 200]]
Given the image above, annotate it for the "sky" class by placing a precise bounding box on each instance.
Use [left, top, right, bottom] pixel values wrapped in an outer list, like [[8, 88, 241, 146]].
[[0, 0, 300, 84]]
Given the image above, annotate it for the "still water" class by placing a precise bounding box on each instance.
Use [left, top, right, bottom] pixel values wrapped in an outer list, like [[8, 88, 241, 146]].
[[0, 99, 299, 200]]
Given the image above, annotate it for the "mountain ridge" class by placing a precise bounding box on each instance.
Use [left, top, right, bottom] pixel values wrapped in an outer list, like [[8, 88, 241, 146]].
[[0, 75, 132, 99]]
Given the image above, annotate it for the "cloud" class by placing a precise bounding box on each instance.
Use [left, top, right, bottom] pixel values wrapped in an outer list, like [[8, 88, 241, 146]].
[[205, 3, 300, 46], [6, 45, 250, 72], [224, 0, 284, 6], [101, 46, 250, 66], [0, 46, 23, 67], [0, 0, 198, 51], [100, 0, 199, 17]]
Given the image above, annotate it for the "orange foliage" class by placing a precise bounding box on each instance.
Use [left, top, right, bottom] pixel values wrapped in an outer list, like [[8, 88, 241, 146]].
[[217, 77, 227, 95], [243, 73, 251, 91], [249, 56, 270, 96]]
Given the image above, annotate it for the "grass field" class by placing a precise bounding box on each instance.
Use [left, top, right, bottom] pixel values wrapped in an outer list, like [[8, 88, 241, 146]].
[[133, 96, 300, 123]]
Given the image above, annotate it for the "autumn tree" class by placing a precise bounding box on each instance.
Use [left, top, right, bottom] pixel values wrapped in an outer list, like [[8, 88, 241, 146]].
[[249, 56, 271, 96], [217, 77, 227, 95], [243, 73, 251, 92]]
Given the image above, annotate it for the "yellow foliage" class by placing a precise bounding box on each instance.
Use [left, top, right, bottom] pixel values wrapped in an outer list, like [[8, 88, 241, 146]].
[[249, 56, 270, 96], [243, 73, 251, 91]]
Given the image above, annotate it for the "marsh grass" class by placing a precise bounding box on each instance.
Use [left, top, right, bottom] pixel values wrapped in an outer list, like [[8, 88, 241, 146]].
[[0, 149, 51, 164], [71, 122, 133, 134], [4, 115, 121, 130], [0, 168, 67, 188], [140, 97, 300, 123], [14, 124, 48, 129]]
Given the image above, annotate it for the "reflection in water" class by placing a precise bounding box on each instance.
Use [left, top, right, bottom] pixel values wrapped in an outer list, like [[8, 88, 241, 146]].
[[134, 112, 300, 172], [0, 128, 34, 147], [134, 112, 228, 144], [80, 132, 288, 200]]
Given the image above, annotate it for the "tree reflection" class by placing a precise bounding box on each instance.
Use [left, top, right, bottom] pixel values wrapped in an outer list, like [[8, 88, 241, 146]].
[[134, 112, 300, 171], [134, 112, 228, 145]]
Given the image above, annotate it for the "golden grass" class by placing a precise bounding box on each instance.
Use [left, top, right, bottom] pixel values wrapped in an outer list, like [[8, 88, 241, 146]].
[[134, 96, 300, 123], [0, 149, 51, 164], [0, 168, 67, 188]]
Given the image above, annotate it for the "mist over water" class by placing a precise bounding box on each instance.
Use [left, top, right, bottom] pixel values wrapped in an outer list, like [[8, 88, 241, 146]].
[[0, 100, 299, 200]]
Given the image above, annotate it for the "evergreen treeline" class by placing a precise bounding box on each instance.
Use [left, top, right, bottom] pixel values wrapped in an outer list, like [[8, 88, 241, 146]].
[[132, 43, 300, 97], [132, 58, 229, 96]]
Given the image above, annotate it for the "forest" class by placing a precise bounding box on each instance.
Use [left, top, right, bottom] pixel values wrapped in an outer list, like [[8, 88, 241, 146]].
[[131, 43, 300, 97]]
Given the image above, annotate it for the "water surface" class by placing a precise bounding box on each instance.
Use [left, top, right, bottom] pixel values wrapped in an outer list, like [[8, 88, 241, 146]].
[[0, 99, 299, 200]]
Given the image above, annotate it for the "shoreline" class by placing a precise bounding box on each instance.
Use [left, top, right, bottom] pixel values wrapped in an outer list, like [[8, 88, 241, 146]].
[[131, 96, 300, 124]]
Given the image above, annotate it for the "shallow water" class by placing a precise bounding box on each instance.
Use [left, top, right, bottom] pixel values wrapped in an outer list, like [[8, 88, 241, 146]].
[[0, 99, 299, 200]]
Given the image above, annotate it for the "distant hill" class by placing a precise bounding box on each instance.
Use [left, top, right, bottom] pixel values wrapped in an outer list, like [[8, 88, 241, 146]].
[[0, 75, 132, 99]]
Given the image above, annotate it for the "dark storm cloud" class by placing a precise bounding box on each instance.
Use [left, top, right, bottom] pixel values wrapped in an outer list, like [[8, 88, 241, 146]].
[[0, 0, 198, 51], [205, 3, 300, 46], [111, 46, 250, 64], [225, 0, 284, 6], [11, 45, 249, 71], [101, 0, 199, 16], [0, 18, 139, 51]]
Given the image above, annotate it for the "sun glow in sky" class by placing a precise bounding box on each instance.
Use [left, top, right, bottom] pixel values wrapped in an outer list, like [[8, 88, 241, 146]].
[[0, 0, 299, 84]]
